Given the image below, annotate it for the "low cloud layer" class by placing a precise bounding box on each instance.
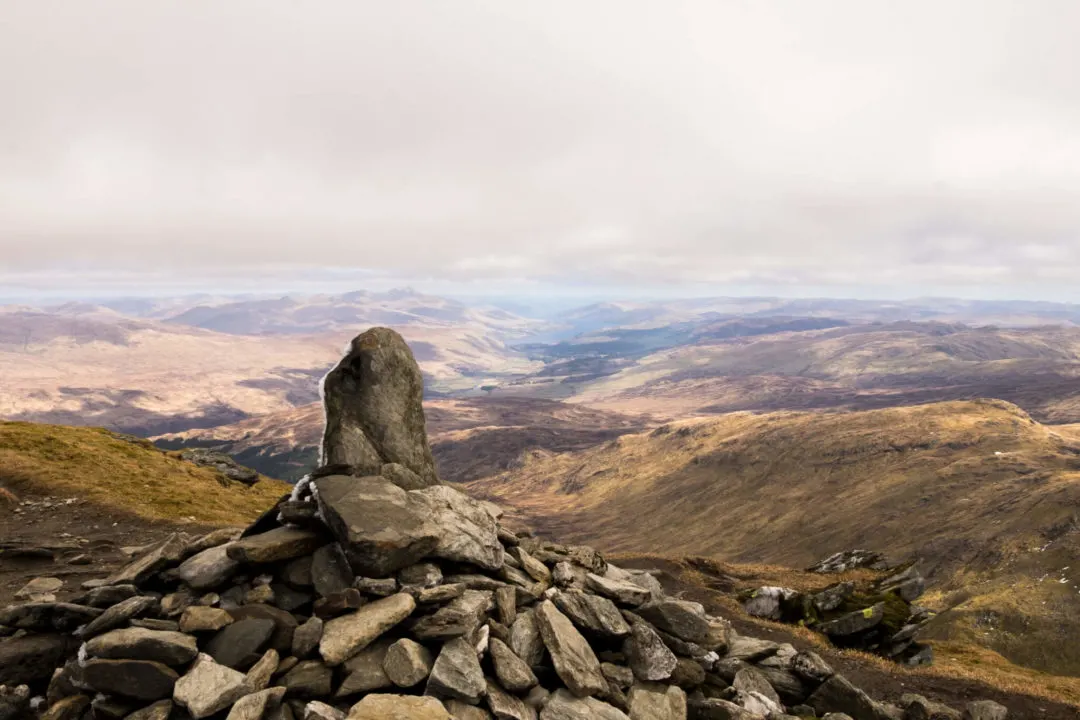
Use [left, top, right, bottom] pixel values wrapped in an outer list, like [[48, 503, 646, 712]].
[[3, 1, 1080, 296]]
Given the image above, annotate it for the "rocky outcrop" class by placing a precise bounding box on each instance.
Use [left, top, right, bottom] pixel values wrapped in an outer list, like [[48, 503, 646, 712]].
[[0, 329, 1005, 720], [742, 555, 934, 665], [320, 327, 439, 485]]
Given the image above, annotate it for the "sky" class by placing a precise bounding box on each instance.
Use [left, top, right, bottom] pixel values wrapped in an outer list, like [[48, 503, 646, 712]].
[[3, 1, 1080, 301]]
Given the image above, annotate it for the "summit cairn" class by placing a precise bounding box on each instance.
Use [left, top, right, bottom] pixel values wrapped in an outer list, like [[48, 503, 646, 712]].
[[0, 328, 1009, 720]]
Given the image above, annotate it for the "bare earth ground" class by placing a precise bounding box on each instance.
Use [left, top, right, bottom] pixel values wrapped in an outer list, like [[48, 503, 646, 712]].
[[0, 491, 217, 608], [616, 556, 1080, 720]]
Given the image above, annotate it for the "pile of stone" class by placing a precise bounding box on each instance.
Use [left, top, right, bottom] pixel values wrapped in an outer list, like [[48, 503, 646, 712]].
[[742, 553, 933, 666], [0, 329, 1009, 720]]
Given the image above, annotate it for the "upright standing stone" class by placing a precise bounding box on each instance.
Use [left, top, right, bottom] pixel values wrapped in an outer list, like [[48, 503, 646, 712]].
[[320, 327, 440, 485]]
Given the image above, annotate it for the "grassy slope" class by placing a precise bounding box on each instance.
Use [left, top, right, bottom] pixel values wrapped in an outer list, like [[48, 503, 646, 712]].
[[0, 421, 290, 525], [466, 400, 1080, 676]]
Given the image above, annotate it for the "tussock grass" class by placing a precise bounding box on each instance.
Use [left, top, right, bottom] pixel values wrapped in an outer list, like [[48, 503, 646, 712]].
[[0, 421, 289, 525]]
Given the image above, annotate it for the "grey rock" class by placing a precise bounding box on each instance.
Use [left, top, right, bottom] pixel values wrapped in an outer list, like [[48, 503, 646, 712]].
[[399, 562, 443, 588], [179, 606, 234, 633], [381, 462, 430, 491], [812, 583, 855, 613], [637, 600, 710, 644], [686, 698, 762, 719], [962, 701, 1008, 720], [601, 663, 634, 688], [173, 653, 249, 719], [553, 562, 587, 590], [552, 590, 630, 639], [733, 667, 781, 708], [534, 600, 607, 697], [281, 660, 332, 697], [510, 547, 553, 585], [244, 648, 280, 692], [227, 527, 324, 564], [74, 584, 139, 609], [487, 678, 538, 720], [77, 595, 159, 640], [412, 484, 505, 570], [668, 657, 707, 689], [411, 589, 493, 640], [807, 550, 889, 574], [539, 689, 630, 720], [0, 686, 31, 720], [319, 592, 416, 665], [230, 604, 300, 655], [495, 586, 518, 626], [356, 577, 399, 597], [417, 583, 466, 604], [303, 701, 347, 720], [40, 695, 91, 720], [315, 475, 440, 577], [273, 584, 314, 612], [176, 544, 240, 590], [384, 638, 434, 687], [445, 700, 494, 719], [900, 694, 961, 720], [510, 609, 546, 667], [312, 543, 355, 597], [336, 639, 393, 697], [205, 618, 276, 669], [0, 602, 101, 633], [426, 636, 486, 703], [81, 658, 178, 701], [292, 616, 324, 659], [627, 682, 687, 720], [0, 633, 78, 686], [808, 674, 888, 720], [184, 527, 244, 556], [754, 665, 810, 706], [791, 650, 835, 684], [281, 556, 314, 587], [131, 618, 180, 632], [490, 637, 538, 692], [320, 327, 439, 485], [348, 694, 452, 719], [123, 700, 173, 720], [818, 604, 885, 637], [226, 687, 286, 720], [585, 574, 650, 606], [725, 636, 779, 662], [624, 621, 677, 682], [104, 534, 187, 586], [85, 627, 198, 666], [743, 586, 797, 621]]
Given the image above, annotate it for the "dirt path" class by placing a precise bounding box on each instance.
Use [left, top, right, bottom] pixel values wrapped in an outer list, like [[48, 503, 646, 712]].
[[0, 491, 216, 607], [617, 556, 1080, 720]]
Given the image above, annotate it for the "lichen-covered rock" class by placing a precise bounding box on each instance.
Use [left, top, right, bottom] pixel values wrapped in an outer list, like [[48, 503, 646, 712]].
[[624, 621, 677, 682], [486, 678, 537, 720], [320, 327, 439, 486], [411, 485, 505, 570], [552, 590, 630, 639], [490, 637, 538, 692], [383, 638, 433, 688], [743, 587, 797, 621], [962, 701, 1007, 720], [636, 600, 710, 644], [818, 603, 884, 637]]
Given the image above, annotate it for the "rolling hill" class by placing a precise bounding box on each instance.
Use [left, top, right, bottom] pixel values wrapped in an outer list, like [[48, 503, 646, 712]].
[[0, 302, 540, 435], [155, 396, 652, 482], [464, 399, 1080, 675]]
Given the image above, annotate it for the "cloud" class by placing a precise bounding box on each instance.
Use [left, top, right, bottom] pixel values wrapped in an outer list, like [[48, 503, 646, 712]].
[[2, 1, 1080, 296]]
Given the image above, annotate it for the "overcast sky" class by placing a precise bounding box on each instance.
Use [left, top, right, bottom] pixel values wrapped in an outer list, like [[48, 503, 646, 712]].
[[3, 1, 1080, 300]]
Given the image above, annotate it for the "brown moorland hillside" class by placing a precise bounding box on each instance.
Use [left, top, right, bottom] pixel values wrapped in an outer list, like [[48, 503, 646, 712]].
[[518, 323, 1080, 423], [155, 396, 653, 482], [465, 400, 1080, 675]]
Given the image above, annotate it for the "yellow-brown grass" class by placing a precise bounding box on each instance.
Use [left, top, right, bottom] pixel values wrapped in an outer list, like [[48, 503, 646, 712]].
[[0, 421, 289, 525]]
